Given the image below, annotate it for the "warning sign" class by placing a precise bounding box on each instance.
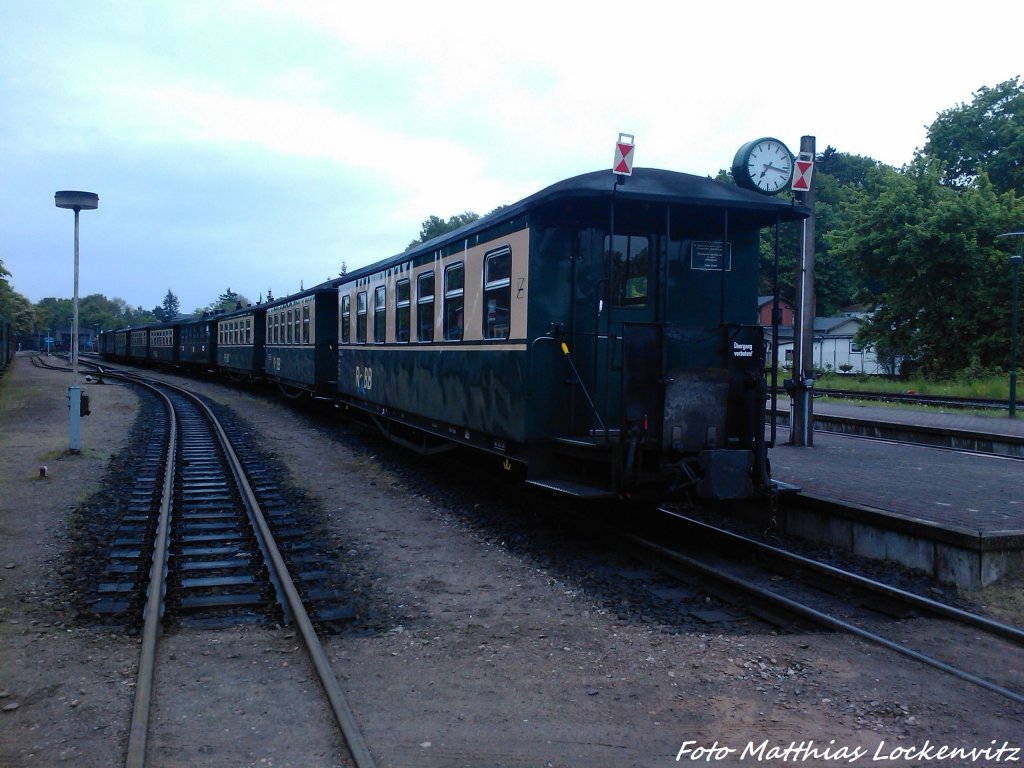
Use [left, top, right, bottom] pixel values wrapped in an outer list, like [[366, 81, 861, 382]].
[[613, 133, 635, 176], [792, 159, 814, 191]]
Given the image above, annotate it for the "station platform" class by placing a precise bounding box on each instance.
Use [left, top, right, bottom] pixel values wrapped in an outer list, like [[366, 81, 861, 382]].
[[763, 400, 1024, 588]]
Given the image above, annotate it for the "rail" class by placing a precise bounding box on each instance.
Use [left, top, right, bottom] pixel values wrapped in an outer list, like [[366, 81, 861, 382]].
[[628, 507, 1024, 706], [106, 371, 375, 768]]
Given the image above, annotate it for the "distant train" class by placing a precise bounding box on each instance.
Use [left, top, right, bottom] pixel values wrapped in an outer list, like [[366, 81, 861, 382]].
[[99, 167, 808, 502], [0, 312, 13, 372]]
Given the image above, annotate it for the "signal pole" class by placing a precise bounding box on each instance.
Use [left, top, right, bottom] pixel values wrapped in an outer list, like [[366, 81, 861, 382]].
[[790, 135, 816, 446]]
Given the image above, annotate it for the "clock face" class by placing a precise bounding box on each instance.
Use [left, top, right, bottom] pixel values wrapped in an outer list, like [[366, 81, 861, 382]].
[[733, 138, 794, 195]]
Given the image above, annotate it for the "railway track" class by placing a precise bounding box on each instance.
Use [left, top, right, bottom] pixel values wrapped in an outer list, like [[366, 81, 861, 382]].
[[46, 353, 1024, 723], [633, 507, 1024, 707], [73, 369, 376, 768]]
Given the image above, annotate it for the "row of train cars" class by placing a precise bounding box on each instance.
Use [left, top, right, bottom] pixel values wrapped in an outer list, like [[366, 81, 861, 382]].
[[98, 167, 808, 503]]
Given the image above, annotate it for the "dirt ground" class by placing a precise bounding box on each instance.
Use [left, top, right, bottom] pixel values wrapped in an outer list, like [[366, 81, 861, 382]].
[[1, 352, 1022, 768]]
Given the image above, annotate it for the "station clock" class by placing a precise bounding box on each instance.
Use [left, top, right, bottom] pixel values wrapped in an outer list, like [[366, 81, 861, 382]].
[[732, 138, 794, 195]]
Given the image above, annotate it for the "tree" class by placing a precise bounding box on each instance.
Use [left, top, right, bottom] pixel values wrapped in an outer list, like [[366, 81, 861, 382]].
[[756, 147, 879, 316], [153, 289, 180, 321], [0, 283, 35, 337], [407, 212, 480, 250], [826, 158, 1024, 377], [921, 77, 1024, 196], [34, 297, 73, 334], [198, 288, 253, 315]]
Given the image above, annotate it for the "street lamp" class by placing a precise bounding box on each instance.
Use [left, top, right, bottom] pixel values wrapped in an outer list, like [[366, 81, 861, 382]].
[[997, 231, 1023, 418], [55, 190, 99, 452]]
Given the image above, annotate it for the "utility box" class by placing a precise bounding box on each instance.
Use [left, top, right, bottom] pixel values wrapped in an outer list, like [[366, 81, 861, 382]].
[[69, 388, 90, 417]]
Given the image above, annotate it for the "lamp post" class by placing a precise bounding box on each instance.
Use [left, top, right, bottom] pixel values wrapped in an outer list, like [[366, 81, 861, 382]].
[[997, 232, 1023, 418], [55, 190, 99, 452]]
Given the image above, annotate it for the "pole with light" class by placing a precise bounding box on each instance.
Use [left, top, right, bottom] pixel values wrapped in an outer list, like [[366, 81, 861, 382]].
[[997, 231, 1023, 418], [54, 190, 99, 452]]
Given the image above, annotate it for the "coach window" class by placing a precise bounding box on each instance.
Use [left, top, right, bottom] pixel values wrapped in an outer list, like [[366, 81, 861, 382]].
[[605, 234, 649, 307], [483, 246, 512, 339], [374, 286, 386, 343], [302, 305, 310, 344], [341, 294, 351, 344], [444, 263, 464, 341], [246, 318, 252, 344], [417, 271, 434, 342], [395, 279, 411, 343], [356, 291, 367, 344]]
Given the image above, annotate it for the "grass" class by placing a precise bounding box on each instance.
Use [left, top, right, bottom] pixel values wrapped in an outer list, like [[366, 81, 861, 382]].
[[962, 572, 1024, 627], [808, 372, 1011, 401]]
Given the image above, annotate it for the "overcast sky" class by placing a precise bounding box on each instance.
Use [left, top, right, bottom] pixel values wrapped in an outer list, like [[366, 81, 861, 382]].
[[1, 0, 1020, 316]]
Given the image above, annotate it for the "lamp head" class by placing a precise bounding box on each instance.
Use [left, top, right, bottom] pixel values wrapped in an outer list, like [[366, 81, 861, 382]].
[[55, 191, 99, 210]]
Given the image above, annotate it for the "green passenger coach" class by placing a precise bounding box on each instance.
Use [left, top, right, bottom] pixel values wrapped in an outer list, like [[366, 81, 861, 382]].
[[336, 167, 808, 501], [264, 285, 340, 397]]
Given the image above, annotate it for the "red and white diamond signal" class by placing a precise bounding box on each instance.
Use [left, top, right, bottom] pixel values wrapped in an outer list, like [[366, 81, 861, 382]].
[[613, 134, 635, 176], [792, 159, 814, 191]]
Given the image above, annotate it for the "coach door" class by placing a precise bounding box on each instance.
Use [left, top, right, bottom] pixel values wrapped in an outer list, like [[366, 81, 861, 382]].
[[596, 233, 662, 437]]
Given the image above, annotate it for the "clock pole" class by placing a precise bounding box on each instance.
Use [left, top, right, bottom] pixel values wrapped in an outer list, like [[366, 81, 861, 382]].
[[790, 135, 817, 446]]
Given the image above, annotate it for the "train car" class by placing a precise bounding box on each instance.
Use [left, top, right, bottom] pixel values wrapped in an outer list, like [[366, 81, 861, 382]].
[[216, 304, 267, 380], [114, 329, 129, 359], [97, 328, 115, 358], [146, 321, 180, 366], [263, 284, 340, 396], [179, 315, 218, 370], [127, 327, 149, 363], [335, 167, 808, 501]]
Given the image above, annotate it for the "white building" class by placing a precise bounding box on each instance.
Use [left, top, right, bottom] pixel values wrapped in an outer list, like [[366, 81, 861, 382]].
[[769, 313, 887, 375]]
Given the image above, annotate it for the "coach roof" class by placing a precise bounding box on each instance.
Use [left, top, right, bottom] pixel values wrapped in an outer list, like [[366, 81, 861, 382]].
[[345, 167, 810, 283]]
